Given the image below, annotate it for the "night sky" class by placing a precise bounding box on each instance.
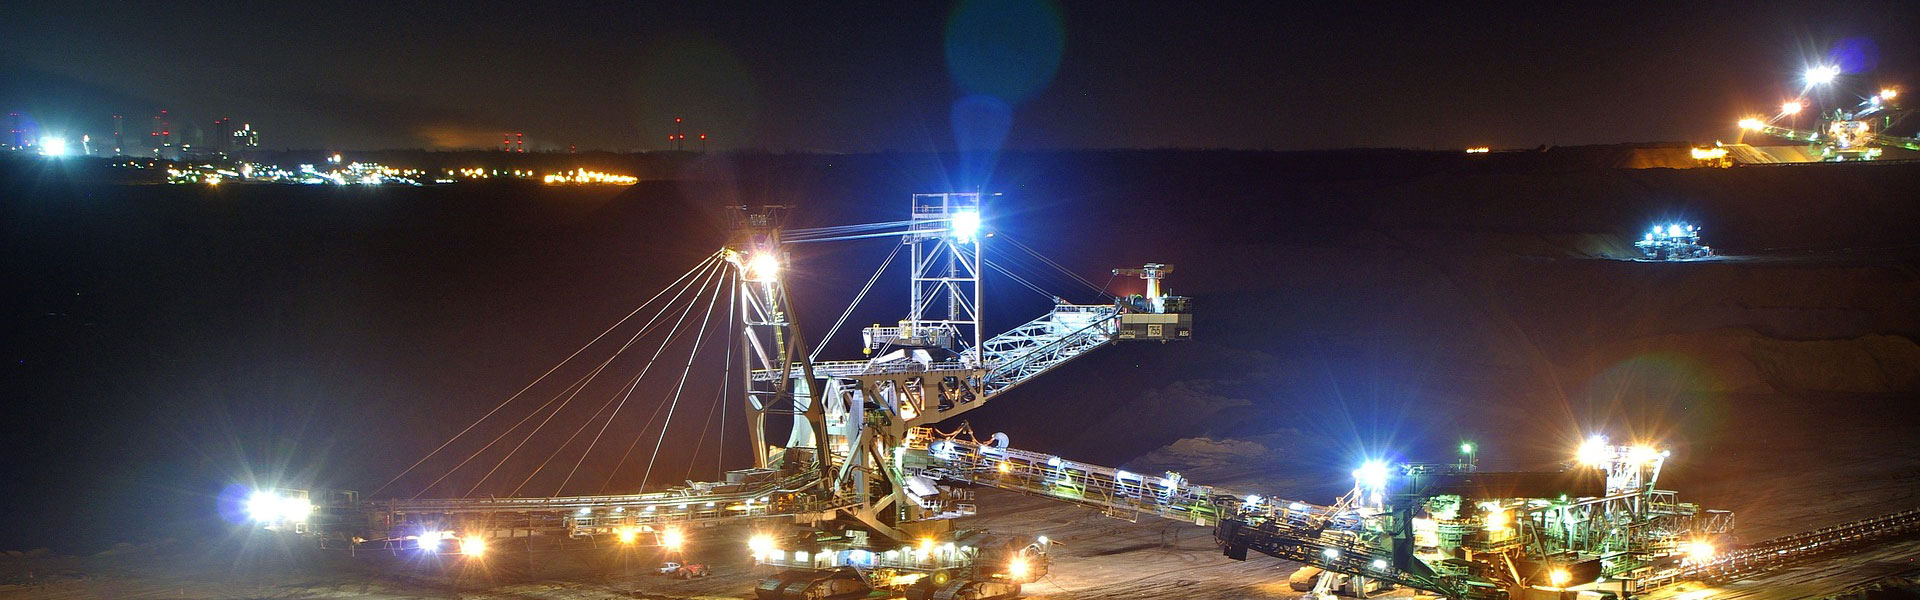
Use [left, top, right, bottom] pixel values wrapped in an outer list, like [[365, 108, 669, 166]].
[[4, 1, 1918, 152]]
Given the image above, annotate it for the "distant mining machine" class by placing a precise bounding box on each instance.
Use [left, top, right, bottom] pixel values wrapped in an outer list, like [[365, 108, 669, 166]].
[[1633, 222, 1712, 260], [1736, 68, 1915, 161]]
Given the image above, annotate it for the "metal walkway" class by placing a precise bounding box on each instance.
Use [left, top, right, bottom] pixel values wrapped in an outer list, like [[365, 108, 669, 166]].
[[1639, 507, 1920, 592]]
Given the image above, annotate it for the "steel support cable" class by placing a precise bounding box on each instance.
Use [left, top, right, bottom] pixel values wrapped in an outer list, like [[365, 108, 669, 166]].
[[782, 229, 917, 243], [442, 260, 726, 498], [598, 283, 730, 493], [439, 263, 720, 499], [637, 268, 728, 489], [599, 376, 679, 492], [463, 262, 726, 497], [985, 258, 1055, 300], [1003, 233, 1099, 290], [784, 221, 906, 237], [811, 241, 902, 361], [546, 266, 729, 495], [990, 250, 1072, 296], [371, 252, 720, 498], [783, 219, 916, 240], [1000, 234, 1106, 295], [507, 368, 642, 497], [717, 275, 736, 476], [682, 380, 727, 482]]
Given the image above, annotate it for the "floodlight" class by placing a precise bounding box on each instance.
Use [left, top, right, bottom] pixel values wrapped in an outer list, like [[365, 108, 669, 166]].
[[1549, 567, 1572, 587], [246, 491, 280, 522], [1577, 435, 1610, 467], [951, 210, 981, 240], [1008, 557, 1030, 578], [1685, 540, 1715, 563], [1738, 118, 1765, 131], [1805, 65, 1840, 86], [38, 136, 70, 157], [746, 252, 781, 282], [460, 536, 486, 557], [1352, 460, 1389, 490]]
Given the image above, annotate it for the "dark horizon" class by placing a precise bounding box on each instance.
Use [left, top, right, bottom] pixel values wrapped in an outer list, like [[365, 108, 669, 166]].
[[5, 2, 1919, 153]]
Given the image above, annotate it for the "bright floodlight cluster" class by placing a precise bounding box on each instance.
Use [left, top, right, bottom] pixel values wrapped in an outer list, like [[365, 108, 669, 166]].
[[1804, 65, 1841, 86], [38, 136, 70, 157], [245, 489, 313, 525], [1644, 222, 1697, 241]]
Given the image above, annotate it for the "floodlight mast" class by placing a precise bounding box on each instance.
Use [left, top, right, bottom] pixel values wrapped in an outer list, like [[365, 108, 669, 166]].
[[903, 193, 984, 358], [726, 205, 832, 491]]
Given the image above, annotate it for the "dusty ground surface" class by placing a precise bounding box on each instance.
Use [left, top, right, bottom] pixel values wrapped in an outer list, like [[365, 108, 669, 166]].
[[3, 451, 1915, 600]]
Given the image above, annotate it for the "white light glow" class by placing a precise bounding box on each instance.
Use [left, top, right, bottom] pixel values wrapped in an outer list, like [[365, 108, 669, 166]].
[[245, 489, 313, 524], [246, 491, 279, 522], [746, 252, 780, 282], [1352, 460, 1390, 490], [39, 136, 70, 157], [1805, 65, 1840, 86], [950, 211, 981, 240], [1577, 435, 1610, 467]]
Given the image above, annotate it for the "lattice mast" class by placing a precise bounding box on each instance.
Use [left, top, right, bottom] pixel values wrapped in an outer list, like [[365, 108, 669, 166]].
[[725, 205, 831, 490]]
